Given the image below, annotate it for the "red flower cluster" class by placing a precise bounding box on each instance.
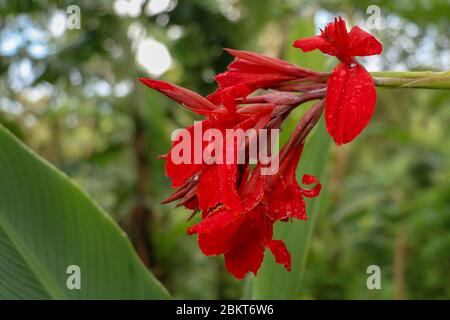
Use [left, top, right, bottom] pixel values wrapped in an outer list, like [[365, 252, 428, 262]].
[[140, 17, 382, 279]]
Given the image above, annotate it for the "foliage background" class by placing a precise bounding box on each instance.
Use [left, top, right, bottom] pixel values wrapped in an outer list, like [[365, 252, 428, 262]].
[[0, 0, 449, 299]]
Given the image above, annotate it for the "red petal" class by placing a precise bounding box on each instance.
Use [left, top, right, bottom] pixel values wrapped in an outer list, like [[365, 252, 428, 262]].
[[221, 84, 251, 112], [227, 59, 280, 74], [197, 215, 243, 256], [208, 83, 251, 112], [207, 48, 319, 101], [267, 183, 307, 221], [139, 78, 216, 114], [224, 239, 265, 280], [197, 165, 221, 212], [223, 209, 267, 279], [241, 175, 265, 212], [224, 48, 308, 77], [267, 144, 304, 191], [296, 17, 349, 59], [218, 164, 241, 212], [301, 174, 322, 198], [212, 71, 294, 93], [293, 36, 326, 52], [321, 17, 349, 58], [267, 240, 291, 271], [197, 164, 241, 212], [182, 198, 198, 210], [166, 121, 210, 187], [187, 207, 239, 235], [325, 63, 376, 145], [348, 26, 383, 57]]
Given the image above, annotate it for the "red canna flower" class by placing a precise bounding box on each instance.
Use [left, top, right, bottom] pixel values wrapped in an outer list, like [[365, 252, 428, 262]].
[[140, 75, 325, 279], [294, 17, 382, 145], [139, 16, 382, 280]]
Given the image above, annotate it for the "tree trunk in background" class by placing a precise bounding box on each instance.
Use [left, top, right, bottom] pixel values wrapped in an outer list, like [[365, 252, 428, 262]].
[[394, 229, 407, 300], [131, 110, 152, 268]]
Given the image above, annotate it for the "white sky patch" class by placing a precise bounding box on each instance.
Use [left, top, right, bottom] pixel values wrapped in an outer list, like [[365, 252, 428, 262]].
[[113, 0, 128, 16], [0, 34, 21, 55], [0, 97, 24, 115], [84, 79, 112, 97], [137, 38, 172, 77], [360, 55, 382, 72], [167, 25, 184, 40], [127, 21, 146, 40], [94, 80, 112, 96], [24, 114, 37, 128], [28, 43, 48, 59], [114, 80, 134, 97], [315, 10, 337, 32], [218, 0, 241, 22], [8, 59, 34, 91], [146, 0, 171, 16], [49, 11, 67, 38], [114, 0, 145, 17], [23, 83, 54, 103]]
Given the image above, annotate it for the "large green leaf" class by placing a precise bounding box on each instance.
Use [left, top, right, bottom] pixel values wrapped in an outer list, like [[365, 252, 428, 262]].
[[0, 125, 170, 299], [250, 15, 331, 299]]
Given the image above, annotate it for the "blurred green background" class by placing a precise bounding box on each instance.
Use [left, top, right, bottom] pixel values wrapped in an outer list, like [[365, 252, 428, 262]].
[[0, 0, 449, 299]]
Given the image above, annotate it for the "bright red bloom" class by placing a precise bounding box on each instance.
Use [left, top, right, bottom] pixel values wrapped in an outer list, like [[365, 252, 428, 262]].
[[139, 17, 380, 279], [294, 17, 382, 145]]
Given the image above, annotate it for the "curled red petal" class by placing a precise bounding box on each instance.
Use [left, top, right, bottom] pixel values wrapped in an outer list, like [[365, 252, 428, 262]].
[[301, 174, 322, 198], [348, 26, 383, 57], [267, 240, 291, 271], [325, 63, 377, 145]]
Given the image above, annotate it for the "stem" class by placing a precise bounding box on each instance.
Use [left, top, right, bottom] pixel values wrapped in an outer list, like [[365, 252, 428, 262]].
[[371, 71, 450, 89]]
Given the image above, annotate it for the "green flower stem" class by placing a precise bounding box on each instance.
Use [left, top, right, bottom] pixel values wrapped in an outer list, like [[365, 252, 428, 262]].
[[371, 71, 450, 89]]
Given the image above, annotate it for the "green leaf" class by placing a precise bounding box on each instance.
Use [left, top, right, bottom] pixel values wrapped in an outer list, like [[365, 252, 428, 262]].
[[0, 125, 170, 299], [250, 15, 331, 300]]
